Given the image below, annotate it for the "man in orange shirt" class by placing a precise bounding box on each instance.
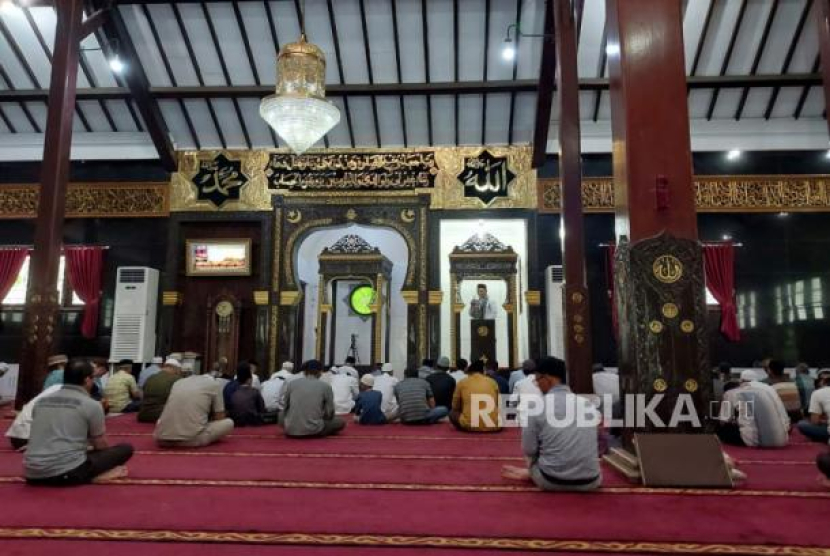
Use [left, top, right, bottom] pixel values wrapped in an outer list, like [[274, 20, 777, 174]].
[[450, 360, 501, 433]]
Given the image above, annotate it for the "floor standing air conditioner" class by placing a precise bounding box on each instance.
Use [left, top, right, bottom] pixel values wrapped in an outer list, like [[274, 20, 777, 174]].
[[545, 265, 565, 359], [109, 267, 159, 364]]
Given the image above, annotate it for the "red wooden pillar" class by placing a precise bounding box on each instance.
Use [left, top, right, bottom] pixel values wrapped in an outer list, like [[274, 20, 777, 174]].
[[817, 0, 830, 138], [16, 0, 85, 408], [606, 0, 710, 432], [555, 0, 593, 393]]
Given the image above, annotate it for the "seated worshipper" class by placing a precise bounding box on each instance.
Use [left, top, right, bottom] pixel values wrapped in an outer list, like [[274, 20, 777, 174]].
[[331, 367, 359, 415], [450, 360, 502, 433], [137, 358, 183, 423], [450, 358, 468, 383], [261, 366, 288, 414], [354, 374, 387, 425], [418, 358, 435, 379], [485, 359, 510, 394], [214, 358, 233, 387], [24, 359, 134, 485], [712, 361, 736, 401], [373, 363, 400, 422], [394, 367, 449, 425], [247, 360, 263, 390], [797, 371, 830, 443], [426, 356, 457, 410], [281, 359, 345, 438], [104, 359, 142, 414], [509, 359, 536, 393], [795, 363, 816, 414], [502, 356, 602, 492], [89, 359, 109, 402], [0, 362, 6, 379], [275, 361, 299, 384], [228, 363, 275, 426], [338, 357, 359, 379], [320, 365, 335, 386], [767, 359, 803, 421], [818, 451, 830, 489], [6, 384, 62, 450], [154, 374, 234, 448], [511, 365, 542, 421], [42, 354, 68, 390], [717, 370, 791, 447], [591, 363, 621, 416], [138, 357, 163, 389]]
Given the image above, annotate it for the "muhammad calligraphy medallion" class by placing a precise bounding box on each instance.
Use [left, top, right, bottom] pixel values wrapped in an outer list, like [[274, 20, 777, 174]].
[[652, 254, 683, 284], [192, 154, 248, 208]]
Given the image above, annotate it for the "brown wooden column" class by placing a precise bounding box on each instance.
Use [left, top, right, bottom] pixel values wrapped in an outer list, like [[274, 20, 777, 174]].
[[16, 0, 86, 408], [555, 0, 593, 394], [606, 0, 710, 433], [817, 0, 830, 137]]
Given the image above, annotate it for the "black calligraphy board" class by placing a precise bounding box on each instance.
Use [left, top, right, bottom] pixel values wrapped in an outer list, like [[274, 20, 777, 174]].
[[266, 152, 438, 191], [192, 154, 249, 208], [458, 150, 515, 205]]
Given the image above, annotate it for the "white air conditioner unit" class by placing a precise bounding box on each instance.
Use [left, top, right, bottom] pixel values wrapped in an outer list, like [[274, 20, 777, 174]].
[[109, 267, 159, 364], [545, 265, 565, 359]]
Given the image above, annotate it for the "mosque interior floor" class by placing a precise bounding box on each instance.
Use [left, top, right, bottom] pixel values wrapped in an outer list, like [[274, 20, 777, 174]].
[[0, 414, 827, 556]]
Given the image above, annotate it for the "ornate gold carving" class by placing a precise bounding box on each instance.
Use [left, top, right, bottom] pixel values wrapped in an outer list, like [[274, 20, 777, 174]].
[[284, 218, 335, 288], [680, 320, 695, 333], [571, 292, 584, 304], [0, 182, 169, 219], [162, 291, 183, 306], [253, 291, 270, 306], [685, 378, 699, 393], [171, 151, 271, 212], [662, 303, 679, 319], [538, 175, 830, 213], [653, 255, 684, 284], [649, 320, 664, 334], [401, 290, 419, 305], [286, 209, 302, 224], [400, 208, 416, 223], [653, 378, 668, 392], [524, 290, 541, 306], [280, 291, 301, 306], [345, 208, 357, 220], [477, 325, 490, 337], [428, 291, 444, 305]]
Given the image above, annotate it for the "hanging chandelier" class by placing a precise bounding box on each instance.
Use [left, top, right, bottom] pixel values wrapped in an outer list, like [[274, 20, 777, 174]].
[[260, 4, 339, 155]]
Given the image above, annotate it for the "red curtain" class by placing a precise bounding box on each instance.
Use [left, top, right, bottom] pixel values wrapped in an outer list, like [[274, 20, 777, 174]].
[[703, 242, 740, 342], [0, 248, 28, 302], [64, 246, 104, 339]]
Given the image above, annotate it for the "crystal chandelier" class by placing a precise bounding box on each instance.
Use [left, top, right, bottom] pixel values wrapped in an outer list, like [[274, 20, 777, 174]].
[[260, 3, 339, 155]]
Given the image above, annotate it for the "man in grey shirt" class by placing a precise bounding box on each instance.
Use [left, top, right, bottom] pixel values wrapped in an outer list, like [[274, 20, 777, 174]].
[[154, 373, 234, 447], [281, 359, 345, 438], [502, 356, 601, 492], [25, 359, 134, 485]]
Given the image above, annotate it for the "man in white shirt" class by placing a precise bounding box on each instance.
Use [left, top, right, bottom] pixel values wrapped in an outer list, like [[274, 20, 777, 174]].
[[337, 357, 359, 380], [450, 359, 468, 383], [511, 371, 542, 422], [718, 370, 791, 447], [6, 384, 62, 450], [509, 360, 536, 393], [260, 369, 286, 413], [797, 371, 830, 443], [330, 369, 359, 415], [591, 364, 620, 413], [373, 363, 400, 421], [275, 361, 298, 383]]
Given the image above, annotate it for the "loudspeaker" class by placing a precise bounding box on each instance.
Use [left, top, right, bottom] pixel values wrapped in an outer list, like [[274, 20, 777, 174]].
[[635, 433, 733, 488]]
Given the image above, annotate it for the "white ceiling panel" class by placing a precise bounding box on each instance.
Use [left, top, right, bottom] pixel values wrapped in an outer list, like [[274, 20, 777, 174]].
[[396, 0, 426, 82], [789, 0, 819, 72], [800, 86, 825, 118], [331, 0, 371, 84], [211, 98, 247, 148], [711, 89, 743, 119], [695, 0, 744, 76], [457, 0, 486, 81], [431, 94, 455, 146], [725, 0, 774, 75], [689, 89, 713, 119], [0, 8, 51, 88], [347, 96, 378, 146], [77, 100, 112, 132], [238, 2, 278, 86], [577, 0, 605, 79], [376, 95, 405, 146], [486, 0, 519, 82], [427, 0, 454, 83], [740, 87, 774, 119], [158, 99, 196, 150], [205, 2, 256, 85], [1, 103, 37, 133], [515, 0, 545, 81], [303, 0, 341, 85], [758, 0, 809, 74], [512, 91, 536, 144], [237, 98, 274, 149], [457, 93, 483, 145], [365, 0, 399, 84], [403, 95, 429, 146], [184, 99, 222, 149], [484, 92, 510, 144], [147, 4, 202, 86], [175, 4, 225, 86], [323, 97, 352, 147], [684, 0, 714, 74], [770, 86, 803, 118]]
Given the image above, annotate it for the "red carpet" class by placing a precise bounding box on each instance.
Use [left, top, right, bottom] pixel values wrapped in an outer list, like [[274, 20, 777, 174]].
[[0, 415, 828, 555]]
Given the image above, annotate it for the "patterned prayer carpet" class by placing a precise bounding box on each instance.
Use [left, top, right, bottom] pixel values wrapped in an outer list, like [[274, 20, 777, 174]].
[[0, 415, 828, 555]]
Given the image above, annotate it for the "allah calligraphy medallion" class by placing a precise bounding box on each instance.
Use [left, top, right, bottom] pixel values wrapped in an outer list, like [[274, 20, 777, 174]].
[[458, 150, 515, 205], [652, 254, 684, 284]]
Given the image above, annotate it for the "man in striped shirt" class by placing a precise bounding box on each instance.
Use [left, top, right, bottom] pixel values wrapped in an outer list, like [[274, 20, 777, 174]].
[[393, 368, 448, 425]]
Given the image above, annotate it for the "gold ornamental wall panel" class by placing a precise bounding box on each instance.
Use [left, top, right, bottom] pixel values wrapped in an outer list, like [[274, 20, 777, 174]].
[[0, 182, 169, 219], [170, 146, 537, 212], [538, 175, 830, 213]]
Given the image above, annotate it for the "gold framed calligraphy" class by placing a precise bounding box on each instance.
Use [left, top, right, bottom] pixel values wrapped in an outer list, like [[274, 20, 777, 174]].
[[186, 239, 252, 277]]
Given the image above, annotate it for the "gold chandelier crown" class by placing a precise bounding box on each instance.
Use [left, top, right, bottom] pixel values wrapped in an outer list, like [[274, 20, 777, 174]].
[[275, 34, 327, 99]]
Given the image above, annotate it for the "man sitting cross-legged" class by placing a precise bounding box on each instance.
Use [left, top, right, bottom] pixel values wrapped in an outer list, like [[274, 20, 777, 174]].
[[354, 374, 387, 425], [450, 360, 502, 433], [394, 367, 449, 425], [25, 359, 134, 485], [281, 359, 346, 438], [137, 358, 183, 423], [154, 373, 234, 448], [502, 356, 602, 492], [228, 363, 275, 426]]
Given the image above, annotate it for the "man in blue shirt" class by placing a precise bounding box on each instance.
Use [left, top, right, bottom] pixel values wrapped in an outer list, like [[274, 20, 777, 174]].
[[354, 374, 386, 425]]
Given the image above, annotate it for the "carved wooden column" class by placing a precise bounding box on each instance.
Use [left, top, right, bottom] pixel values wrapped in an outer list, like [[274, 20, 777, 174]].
[[607, 0, 711, 432], [17, 0, 86, 407]]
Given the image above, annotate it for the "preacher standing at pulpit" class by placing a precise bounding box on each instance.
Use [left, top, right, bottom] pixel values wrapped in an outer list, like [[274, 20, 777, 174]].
[[469, 284, 496, 319]]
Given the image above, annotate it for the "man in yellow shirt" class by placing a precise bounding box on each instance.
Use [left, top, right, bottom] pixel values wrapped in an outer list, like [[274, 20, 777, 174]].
[[450, 360, 501, 432], [104, 360, 142, 413]]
